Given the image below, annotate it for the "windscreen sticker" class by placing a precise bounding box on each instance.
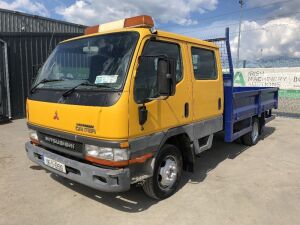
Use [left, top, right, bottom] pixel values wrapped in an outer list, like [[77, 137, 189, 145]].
[[95, 75, 118, 84]]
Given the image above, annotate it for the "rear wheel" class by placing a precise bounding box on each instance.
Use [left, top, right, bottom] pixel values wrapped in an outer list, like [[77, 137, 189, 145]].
[[242, 118, 260, 146], [142, 144, 182, 200]]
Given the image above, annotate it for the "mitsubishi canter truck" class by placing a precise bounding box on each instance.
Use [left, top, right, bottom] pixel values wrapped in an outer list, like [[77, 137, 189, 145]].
[[25, 15, 278, 199]]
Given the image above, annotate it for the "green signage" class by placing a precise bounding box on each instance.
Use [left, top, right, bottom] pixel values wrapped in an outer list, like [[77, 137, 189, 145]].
[[234, 71, 245, 86]]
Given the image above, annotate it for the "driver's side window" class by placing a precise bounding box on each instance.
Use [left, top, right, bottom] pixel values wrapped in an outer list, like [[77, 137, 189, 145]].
[[134, 40, 182, 103]]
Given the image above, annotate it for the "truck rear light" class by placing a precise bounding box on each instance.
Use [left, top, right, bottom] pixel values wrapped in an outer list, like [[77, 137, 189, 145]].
[[84, 15, 154, 35]]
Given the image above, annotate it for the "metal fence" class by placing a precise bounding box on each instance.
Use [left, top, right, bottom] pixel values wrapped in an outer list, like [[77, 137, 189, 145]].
[[202, 28, 300, 119], [0, 32, 81, 118]]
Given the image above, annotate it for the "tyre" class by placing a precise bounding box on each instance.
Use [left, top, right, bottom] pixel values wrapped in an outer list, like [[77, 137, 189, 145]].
[[242, 118, 260, 146], [142, 144, 183, 200]]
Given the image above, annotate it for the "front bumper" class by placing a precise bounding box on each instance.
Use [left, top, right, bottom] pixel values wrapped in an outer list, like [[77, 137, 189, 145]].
[[25, 142, 131, 192]]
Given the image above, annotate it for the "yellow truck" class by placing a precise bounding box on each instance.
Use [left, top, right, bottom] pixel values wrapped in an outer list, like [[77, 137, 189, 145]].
[[25, 15, 278, 199]]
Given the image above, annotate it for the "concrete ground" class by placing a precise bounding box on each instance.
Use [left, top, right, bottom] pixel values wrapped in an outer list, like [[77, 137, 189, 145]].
[[0, 118, 300, 225], [274, 97, 300, 118]]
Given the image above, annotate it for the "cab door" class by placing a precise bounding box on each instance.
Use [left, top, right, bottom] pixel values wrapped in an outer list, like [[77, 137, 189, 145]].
[[188, 44, 223, 121], [128, 36, 192, 138]]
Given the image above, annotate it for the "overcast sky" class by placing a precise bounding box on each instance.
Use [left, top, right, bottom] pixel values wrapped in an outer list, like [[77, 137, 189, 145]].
[[0, 0, 299, 61]]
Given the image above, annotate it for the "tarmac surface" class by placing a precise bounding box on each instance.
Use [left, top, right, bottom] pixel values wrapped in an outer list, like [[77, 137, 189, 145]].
[[0, 118, 300, 225]]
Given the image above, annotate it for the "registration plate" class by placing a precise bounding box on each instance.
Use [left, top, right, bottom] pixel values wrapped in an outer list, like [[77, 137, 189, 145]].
[[43, 156, 66, 173]]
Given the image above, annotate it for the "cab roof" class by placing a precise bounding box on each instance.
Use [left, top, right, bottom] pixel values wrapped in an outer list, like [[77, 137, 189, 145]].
[[60, 27, 219, 49]]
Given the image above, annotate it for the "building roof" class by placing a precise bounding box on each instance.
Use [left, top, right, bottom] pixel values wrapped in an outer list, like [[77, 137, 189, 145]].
[[0, 8, 86, 33]]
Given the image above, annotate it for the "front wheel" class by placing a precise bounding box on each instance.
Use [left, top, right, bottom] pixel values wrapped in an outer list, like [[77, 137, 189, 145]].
[[242, 118, 260, 146], [142, 144, 182, 200]]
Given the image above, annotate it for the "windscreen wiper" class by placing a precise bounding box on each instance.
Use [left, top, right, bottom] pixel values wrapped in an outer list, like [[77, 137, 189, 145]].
[[62, 82, 113, 97], [62, 81, 89, 97], [30, 78, 64, 94]]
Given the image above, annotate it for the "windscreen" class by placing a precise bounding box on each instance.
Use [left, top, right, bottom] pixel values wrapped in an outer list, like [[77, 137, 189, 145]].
[[33, 32, 139, 91]]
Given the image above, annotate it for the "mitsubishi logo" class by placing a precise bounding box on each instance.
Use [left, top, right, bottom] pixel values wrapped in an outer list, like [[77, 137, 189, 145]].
[[53, 111, 59, 120]]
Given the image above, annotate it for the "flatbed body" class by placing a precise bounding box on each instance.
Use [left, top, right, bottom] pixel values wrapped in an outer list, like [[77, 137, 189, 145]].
[[208, 30, 278, 142], [225, 86, 278, 142]]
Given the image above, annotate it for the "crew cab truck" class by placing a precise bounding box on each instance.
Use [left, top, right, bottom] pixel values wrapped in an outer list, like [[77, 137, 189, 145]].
[[25, 15, 278, 200]]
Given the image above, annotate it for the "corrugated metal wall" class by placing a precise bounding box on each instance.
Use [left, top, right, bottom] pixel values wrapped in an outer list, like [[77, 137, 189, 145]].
[[0, 9, 85, 119], [0, 39, 11, 121], [0, 9, 85, 33], [0, 33, 82, 118]]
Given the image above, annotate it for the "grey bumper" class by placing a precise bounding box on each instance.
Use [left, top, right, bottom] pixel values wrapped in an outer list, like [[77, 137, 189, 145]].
[[25, 142, 130, 192]]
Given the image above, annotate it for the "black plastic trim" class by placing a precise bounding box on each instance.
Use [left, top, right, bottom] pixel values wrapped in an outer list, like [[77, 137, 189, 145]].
[[28, 89, 122, 107], [28, 123, 122, 148]]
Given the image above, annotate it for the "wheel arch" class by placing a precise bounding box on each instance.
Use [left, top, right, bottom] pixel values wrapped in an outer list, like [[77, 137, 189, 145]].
[[158, 127, 195, 172]]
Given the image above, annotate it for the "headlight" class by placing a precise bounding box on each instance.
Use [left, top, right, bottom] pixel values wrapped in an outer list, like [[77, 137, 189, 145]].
[[85, 144, 129, 162], [28, 129, 39, 144]]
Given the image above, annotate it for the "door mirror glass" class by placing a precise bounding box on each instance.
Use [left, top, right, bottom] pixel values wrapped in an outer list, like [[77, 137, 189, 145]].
[[135, 56, 176, 103], [157, 57, 176, 96]]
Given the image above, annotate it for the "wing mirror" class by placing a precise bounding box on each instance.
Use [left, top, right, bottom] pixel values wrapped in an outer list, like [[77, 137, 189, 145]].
[[157, 57, 176, 97], [136, 56, 176, 102], [136, 56, 176, 128]]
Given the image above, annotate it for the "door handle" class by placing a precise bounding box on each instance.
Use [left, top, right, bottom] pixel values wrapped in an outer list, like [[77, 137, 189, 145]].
[[218, 98, 221, 110], [184, 102, 189, 118]]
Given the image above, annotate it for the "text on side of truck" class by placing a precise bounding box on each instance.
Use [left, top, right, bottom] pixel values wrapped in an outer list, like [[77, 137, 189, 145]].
[[25, 15, 279, 200]]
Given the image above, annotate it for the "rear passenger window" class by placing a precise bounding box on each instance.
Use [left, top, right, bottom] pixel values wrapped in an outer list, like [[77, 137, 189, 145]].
[[191, 47, 217, 80]]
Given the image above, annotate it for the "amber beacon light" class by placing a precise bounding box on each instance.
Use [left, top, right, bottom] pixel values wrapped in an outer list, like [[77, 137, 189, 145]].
[[84, 15, 154, 35]]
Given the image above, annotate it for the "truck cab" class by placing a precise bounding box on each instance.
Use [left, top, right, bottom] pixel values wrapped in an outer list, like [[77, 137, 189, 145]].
[[26, 15, 278, 200]]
